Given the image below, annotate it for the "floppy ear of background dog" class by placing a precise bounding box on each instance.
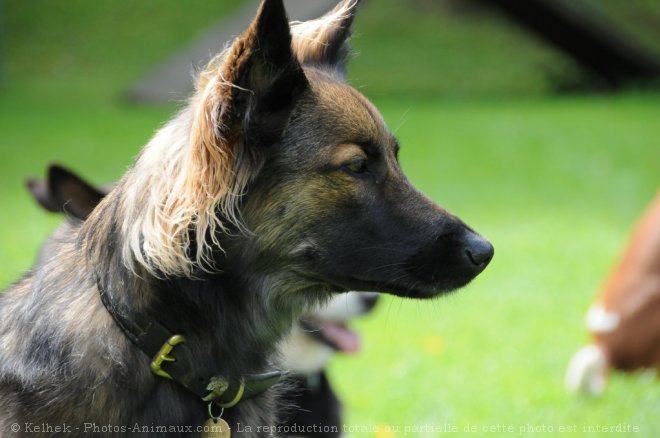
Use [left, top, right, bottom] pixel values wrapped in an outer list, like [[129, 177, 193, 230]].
[[26, 176, 60, 213], [26, 164, 106, 220]]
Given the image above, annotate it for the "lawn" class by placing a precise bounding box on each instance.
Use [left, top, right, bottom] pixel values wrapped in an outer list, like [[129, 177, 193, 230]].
[[1, 0, 660, 436]]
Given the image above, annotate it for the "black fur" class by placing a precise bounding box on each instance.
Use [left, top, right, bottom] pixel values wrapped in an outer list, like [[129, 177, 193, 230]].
[[279, 373, 341, 437]]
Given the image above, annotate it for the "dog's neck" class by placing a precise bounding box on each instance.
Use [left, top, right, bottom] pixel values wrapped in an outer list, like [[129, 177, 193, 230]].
[[81, 188, 332, 411], [95, 252, 299, 379]]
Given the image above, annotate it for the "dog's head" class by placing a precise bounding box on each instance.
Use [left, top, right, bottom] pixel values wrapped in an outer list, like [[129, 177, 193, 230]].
[[117, 0, 493, 301], [221, 0, 492, 298], [279, 292, 379, 375]]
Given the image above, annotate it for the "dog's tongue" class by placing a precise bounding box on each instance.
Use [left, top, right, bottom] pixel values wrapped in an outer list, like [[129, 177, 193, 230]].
[[321, 322, 361, 354]]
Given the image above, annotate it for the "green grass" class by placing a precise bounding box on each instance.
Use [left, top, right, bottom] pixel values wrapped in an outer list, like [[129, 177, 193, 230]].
[[1, 0, 660, 436], [0, 88, 173, 279], [348, 0, 660, 98], [349, 0, 576, 99], [3, 0, 246, 97]]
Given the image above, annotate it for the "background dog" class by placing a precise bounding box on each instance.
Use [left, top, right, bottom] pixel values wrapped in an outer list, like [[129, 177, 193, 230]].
[[278, 292, 379, 436], [566, 193, 660, 395], [0, 0, 492, 435]]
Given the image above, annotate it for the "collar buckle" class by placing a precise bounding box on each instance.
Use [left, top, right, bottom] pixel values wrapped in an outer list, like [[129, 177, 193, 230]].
[[150, 334, 186, 380]]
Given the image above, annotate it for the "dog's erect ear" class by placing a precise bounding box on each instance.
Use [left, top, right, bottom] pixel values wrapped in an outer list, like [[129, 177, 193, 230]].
[[197, 0, 307, 148], [178, 0, 308, 261], [47, 164, 106, 220], [290, 0, 360, 77]]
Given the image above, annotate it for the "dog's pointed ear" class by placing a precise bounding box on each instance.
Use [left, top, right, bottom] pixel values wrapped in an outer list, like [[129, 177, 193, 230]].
[[197, 0, 307, 148], [182, 0, 307, 245], [290, 0, 360, 77]]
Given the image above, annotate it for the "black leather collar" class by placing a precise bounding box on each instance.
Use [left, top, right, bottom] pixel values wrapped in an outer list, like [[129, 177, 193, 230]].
[[96, 277, 281, 408]]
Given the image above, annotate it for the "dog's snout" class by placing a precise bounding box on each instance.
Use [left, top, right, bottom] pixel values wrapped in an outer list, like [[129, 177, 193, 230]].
[[464, 233, 494, 269]]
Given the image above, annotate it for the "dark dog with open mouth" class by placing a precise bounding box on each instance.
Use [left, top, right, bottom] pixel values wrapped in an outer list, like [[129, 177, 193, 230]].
[[278, 292, 379, 437], [27, 163, 378, 435], [1, 1, 493, 436]]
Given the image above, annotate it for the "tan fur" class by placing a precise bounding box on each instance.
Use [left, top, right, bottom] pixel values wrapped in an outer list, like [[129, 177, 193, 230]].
[[328, 143, 368, 166], [117, 22, 262, 277], [291, 0, 359, 67]]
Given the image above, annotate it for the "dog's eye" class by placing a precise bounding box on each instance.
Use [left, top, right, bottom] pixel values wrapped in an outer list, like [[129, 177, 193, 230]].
[[344, 158, 368, 175]]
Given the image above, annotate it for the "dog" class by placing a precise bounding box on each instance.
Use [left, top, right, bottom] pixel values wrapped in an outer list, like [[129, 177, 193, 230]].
[[0, 1, 493, 436], [566, 192, 660, 395], [26, 162, 379, 435]]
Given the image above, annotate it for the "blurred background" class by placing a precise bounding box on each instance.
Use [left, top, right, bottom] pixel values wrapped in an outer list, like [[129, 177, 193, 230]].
[[0, 0, 659, 435]]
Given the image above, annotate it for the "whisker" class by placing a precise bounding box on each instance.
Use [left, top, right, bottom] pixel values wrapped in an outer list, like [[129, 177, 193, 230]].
[[393, 107, 412, 134]]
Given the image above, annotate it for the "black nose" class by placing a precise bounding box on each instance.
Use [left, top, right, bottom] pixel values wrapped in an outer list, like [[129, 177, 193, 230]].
[[465, 233, 494, 268]]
